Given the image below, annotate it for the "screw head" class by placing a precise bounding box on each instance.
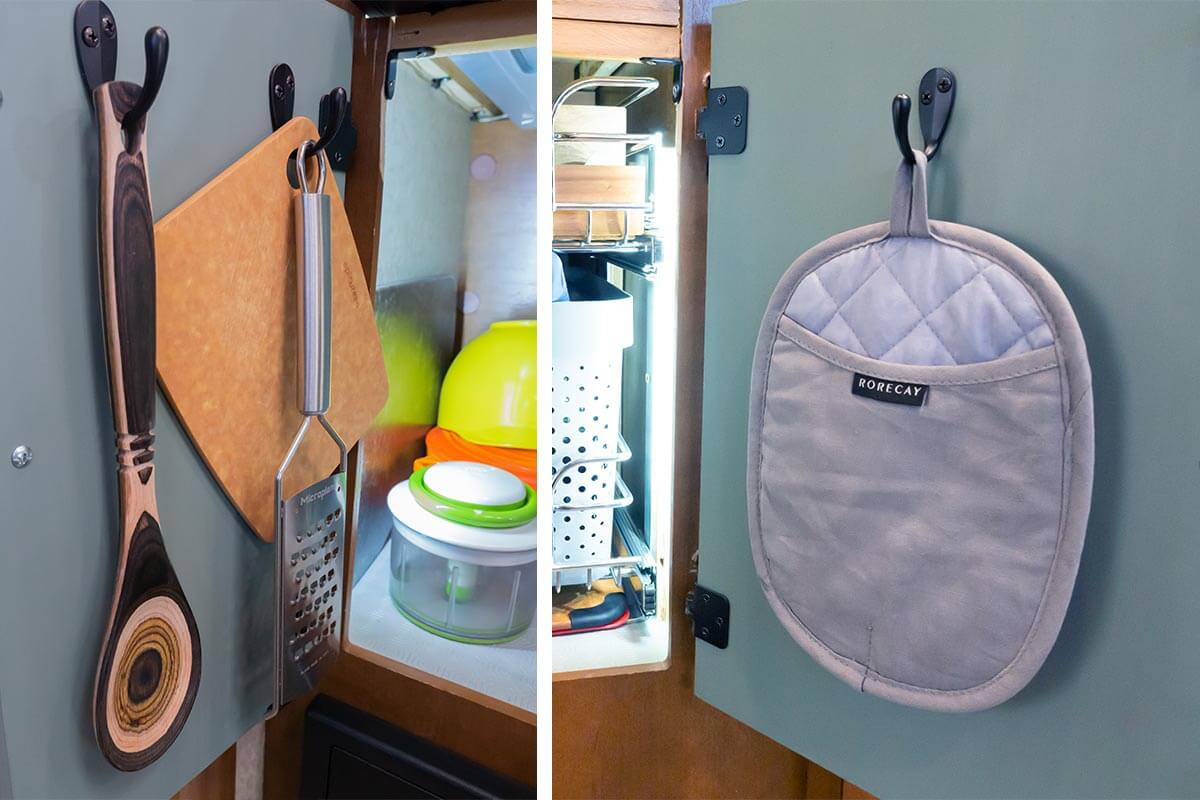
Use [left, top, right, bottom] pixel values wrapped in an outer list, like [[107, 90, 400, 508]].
[[10, 446, 32, 469], [714, 135, 725, 149], [937, 77, 953, 93], [732, 113, 742, 127], [81, 26, 99, 47], [101, 15, 115, 37], [273, 83, 285, 99], [920, 90, 933, 105], [717, 93, 727, 105], [286, 74, 295, 91]]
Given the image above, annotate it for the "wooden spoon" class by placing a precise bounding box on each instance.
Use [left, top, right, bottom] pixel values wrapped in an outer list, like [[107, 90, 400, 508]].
[[90, 68, 201, 771]]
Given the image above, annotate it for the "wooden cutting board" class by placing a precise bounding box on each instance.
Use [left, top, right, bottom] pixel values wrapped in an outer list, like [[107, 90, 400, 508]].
[[154, 118, 387, 542], [554, 164, 646, 239]]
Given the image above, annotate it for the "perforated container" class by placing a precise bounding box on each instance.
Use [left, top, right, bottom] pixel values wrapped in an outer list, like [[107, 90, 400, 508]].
[[551, 268, 633, 574]]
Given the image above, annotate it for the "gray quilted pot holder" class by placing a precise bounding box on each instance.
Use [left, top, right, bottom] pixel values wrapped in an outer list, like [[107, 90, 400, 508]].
[[747, 152, 1095, 711]]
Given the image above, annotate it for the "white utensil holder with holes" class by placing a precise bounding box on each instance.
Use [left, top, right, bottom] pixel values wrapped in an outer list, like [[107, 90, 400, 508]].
[[551, 270, 634, 579]]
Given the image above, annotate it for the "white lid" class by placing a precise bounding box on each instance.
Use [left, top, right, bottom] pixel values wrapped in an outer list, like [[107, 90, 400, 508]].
[[387, 480, 537, 553], [424, 461, 526, 507]]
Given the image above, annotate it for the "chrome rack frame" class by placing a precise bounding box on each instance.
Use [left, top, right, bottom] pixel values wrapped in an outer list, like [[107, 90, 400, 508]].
[[551, 435, 658, 620], [551, 75, 662, 622], [552, 77, 660, 270]]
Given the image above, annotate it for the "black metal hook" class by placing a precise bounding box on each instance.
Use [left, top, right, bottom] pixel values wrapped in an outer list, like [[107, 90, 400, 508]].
[[892, 67, 956, 164], [893, 93, 916, 164], [314, 87, 348, 155], [269, 63, 347, 156], [122, 27, 169, 136], [269, 64, 354, 172], [74, 0, 168, 133]]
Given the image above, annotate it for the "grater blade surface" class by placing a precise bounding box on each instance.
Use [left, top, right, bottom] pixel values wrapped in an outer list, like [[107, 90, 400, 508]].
[[277, 471, 346, 707]]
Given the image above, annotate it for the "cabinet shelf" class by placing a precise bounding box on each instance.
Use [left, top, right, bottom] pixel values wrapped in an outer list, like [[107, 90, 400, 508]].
[[346, 543, 536, 720]]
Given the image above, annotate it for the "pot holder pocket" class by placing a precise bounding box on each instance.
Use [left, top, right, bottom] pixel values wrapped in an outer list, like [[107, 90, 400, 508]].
[[747, 152, 1095, 711]]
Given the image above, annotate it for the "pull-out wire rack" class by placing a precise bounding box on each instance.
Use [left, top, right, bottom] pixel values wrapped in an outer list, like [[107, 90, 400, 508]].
[[552, 76, 661, 275], [551, 76, 661, 620]]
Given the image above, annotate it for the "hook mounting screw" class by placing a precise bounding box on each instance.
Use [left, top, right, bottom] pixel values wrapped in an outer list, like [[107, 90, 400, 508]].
[[10, 446, 32, 469], [81, 26, 99, 47]]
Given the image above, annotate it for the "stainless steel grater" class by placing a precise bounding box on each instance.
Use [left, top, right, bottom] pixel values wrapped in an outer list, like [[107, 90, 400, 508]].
[[272, 141, 348, 713]]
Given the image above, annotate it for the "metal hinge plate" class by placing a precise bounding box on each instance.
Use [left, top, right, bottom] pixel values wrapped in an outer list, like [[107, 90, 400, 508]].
[[685, 584, 730, 649], [697, 85, 748, 155]]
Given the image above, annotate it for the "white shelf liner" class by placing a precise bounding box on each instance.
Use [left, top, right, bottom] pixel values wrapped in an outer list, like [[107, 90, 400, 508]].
[[348, 540, 536, 713], [552, 614, 669, 674]]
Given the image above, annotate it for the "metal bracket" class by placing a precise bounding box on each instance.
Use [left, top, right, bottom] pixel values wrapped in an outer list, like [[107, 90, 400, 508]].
[[640, 57, 682, 103], [385, 47, 435, 100], [685, 584, 730, 649], [73, 0, 118, 103], [697, 85, 748, 155]]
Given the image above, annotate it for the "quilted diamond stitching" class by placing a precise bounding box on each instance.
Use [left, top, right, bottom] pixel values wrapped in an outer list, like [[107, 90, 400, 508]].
[[978, 266, 1036, 353], [871, 242, 963, 361], [822, 252, 890, 321], [980, 270, 1034, 354], [804, 272, 843, 333], [819, 310, 870, 356], [836, 265, 925, 356], [879, 271, 984, 364], [879, 320, 957, 364], [786, 237, 1051, 366]]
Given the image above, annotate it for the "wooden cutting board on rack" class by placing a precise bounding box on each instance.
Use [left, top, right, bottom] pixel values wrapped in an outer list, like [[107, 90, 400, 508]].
[[554, 164, 646, 239], [154, 118, 387, 542]]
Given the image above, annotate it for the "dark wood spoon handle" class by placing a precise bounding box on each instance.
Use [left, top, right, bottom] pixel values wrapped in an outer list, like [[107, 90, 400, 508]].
[[91, 80, 201, 772]]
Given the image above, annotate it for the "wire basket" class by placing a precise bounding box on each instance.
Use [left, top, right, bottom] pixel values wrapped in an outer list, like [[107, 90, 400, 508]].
[[551, 269, 633, 571]]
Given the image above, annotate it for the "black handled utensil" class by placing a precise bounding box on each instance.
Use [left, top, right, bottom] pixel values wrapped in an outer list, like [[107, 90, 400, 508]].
[[77, 5, 202, 770]]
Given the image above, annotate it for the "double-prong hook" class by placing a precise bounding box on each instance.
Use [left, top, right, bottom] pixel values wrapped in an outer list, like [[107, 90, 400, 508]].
[[74, 0, 170, 142], [313, 87, 348, 157], [892, 67, 956, 164], [269, 63, 348, 159]]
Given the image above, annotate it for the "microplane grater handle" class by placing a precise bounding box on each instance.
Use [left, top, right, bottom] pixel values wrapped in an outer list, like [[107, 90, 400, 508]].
[[293, 143, 332, 416]]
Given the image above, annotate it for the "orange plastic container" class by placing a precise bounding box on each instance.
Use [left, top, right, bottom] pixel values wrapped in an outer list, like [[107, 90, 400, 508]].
[[413, 426, 537, 489]]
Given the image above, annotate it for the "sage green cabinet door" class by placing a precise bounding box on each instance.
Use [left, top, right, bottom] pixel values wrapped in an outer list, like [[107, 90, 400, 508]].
[[0, 2, 349, 797], [696, 2, 1200, 797]]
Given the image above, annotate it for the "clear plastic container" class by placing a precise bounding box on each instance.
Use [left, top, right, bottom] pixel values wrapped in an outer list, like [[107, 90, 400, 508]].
[[386, 465, 536, 644], [389, 523, 535, 644]]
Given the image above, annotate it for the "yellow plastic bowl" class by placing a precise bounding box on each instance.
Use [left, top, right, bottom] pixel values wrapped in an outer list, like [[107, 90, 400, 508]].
[[438, 320, 537, 450]]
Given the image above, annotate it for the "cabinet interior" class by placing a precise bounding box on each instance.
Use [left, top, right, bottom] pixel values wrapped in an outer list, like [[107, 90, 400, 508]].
[[551, 57, 681, 676], [341, 41, 537, 720]]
